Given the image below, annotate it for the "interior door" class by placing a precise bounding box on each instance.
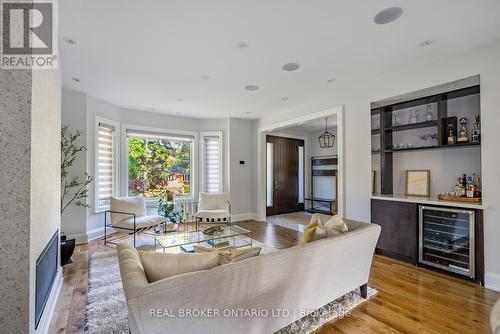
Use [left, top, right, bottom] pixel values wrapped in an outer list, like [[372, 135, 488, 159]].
[[266, 135, 304, 216]]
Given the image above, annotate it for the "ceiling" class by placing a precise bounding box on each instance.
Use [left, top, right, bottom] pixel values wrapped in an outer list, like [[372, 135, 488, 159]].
[[60, 1, 500, 119], [280, 115, 337, 134]]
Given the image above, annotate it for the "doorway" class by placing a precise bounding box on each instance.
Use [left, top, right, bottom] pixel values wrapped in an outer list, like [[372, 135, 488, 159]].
[[266, 135, 305, 216], [257, 105, 344, 221]]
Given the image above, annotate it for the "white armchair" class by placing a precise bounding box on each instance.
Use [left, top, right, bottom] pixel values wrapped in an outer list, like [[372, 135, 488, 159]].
[[104, 196, 167, 247], [195, 192, 231, 230]]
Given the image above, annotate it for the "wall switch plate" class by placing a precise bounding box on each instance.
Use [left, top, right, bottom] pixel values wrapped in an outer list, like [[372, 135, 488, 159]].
[[239, 161, 245, 165]]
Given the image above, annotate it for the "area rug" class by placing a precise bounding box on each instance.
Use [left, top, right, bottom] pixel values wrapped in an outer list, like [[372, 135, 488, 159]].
[[84, 241, 375, 334]]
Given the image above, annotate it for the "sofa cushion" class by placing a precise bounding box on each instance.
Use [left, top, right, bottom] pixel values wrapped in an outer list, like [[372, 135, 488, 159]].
[[315, 215, 348, 240], [196, 209, 229, 220], [193, 245, 262, 264], [300, 214, 319, 245], [138, 250, 219, 283], [112, 214, 166, 229], [110, 196, 147, 226], [198, 192, 229, 210]]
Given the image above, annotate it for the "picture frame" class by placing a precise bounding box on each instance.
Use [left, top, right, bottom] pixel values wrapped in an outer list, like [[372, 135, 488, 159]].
[[405, 170, 430, 197], [371, 170, 376, 194]]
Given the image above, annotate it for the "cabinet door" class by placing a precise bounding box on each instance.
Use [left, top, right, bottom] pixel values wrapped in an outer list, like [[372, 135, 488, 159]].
[[371, 199, 418, 264]]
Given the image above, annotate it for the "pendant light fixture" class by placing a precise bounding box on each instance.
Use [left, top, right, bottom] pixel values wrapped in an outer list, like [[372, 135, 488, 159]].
[[318, 117, 335, 148]]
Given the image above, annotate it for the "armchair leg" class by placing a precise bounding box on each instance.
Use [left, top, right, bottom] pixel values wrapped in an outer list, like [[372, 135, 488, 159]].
[[360, 283, 368, 299]]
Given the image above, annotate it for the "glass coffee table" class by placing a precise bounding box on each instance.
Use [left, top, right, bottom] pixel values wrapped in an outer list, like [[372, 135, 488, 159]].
[[154, 225, 253, 253]]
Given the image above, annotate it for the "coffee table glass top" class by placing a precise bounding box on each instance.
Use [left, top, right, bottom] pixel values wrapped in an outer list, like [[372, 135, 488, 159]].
[[155, 225, 252, 251]]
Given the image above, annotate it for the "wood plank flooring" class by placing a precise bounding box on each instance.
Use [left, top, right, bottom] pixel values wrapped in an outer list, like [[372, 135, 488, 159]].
[[48, 220, 499, 334]]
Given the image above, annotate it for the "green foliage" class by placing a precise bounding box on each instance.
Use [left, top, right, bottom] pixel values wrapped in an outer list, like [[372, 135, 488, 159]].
[[157, 192, 183, 225], [61, 126, 94, 214], [128, 136, 191, 198]]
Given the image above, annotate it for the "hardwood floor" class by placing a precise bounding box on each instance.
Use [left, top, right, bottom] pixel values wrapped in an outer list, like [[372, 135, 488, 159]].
[[48, 220, 498, 334]]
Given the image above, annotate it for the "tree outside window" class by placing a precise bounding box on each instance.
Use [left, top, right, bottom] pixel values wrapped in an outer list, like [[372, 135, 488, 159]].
[[128, 136, 191, 198]]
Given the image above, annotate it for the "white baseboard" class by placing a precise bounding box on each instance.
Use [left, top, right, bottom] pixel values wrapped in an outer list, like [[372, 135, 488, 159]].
[[231, 213, 257, 222], [36, 269, 63, 334], [70, 232, 88, 245], [485, 272, 500, 292]]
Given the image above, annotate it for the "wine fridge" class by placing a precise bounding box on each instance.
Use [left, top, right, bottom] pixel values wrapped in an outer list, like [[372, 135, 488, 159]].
[[419, 206, 475, 279]]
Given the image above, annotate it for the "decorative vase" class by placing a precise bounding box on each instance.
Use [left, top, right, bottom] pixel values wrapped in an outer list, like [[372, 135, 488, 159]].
[[424, 105, 433, 122]]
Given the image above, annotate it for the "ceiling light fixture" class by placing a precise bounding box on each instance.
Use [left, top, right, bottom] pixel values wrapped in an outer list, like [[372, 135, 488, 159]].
[[281, 97, 289, 101], [176, 98, 184, 102], [318, 117, 336, 148], [327, 78, 336, 83], [245, 85, 259, 91], [282, 63, 300, 71], [201, 75, 210, 80], [71, 77, 80, 82], [374, 7, 403, 25], [63, 37, 77, 45], [237, 41, 248, 49], [419, 40, 435, 47]]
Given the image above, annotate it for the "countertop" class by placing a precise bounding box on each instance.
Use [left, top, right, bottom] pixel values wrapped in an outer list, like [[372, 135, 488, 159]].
[[371, 193, 484, 210]]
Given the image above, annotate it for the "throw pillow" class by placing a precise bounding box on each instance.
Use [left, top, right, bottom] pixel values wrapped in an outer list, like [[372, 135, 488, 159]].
[[193, 245, 261, 264], [138, 250, 218, 283], [300, 214, 320, 245], [315, 215, 348, 240]]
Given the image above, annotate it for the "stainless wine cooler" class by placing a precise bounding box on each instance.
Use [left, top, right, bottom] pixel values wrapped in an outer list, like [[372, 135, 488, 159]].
[[419, 206, 475, 279]]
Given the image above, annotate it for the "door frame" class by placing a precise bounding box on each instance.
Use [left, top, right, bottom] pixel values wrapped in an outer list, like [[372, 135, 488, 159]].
[[265, 134, 306, 216], [257, 105, 345, 221]]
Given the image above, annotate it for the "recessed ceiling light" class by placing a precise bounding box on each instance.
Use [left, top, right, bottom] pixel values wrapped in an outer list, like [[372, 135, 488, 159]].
[[201, 75, 210, 80], [176, 98, 184, 102], [150, 107, 156, 112], [281, 97, 289, 101], [374, 7, 403, 25], [237, 41, 248, 49], [327, 78, 336, 83], [176, 112, 181, 115], [282, 63, 300, 72], [419, 40, 435, 47], [71, 77, 80, 82], [63, 37, 77, 45], [245, 85, 259, 91], [246, 112, 251, 115]]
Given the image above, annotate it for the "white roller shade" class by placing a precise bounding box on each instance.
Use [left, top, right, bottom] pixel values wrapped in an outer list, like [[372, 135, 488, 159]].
[[203, 135, 221, 193], [96, 123, 116, 211]]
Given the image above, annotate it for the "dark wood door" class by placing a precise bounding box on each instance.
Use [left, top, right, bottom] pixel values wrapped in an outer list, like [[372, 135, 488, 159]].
[[266, 135, 304, 216]]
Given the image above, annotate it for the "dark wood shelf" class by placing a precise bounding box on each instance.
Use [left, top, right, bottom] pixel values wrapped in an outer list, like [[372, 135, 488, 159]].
[[384, 142, 480, 153], [312, 157, 338, 165], [371, 129, 380, 135], [386, 120, 438, 132]]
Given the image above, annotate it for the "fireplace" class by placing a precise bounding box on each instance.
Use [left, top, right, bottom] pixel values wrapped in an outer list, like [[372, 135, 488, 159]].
[[35, 231, 59, 329]]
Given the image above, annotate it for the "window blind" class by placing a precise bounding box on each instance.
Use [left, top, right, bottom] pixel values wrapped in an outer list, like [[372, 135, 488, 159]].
[[96, 123, 115, 211], [203, 135, 221, 193]]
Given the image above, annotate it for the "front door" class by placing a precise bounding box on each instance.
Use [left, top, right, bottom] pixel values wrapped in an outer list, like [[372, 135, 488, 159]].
[[266, 135, 304, 216]]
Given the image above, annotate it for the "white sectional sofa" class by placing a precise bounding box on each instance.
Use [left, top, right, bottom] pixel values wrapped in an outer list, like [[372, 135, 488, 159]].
[[117, 220, 381, 334]]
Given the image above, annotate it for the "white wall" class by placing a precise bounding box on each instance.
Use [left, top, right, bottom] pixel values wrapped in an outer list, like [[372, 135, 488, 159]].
[[228, 118, 258, 219], [258, 41, 500, 291], [30, 68, 62, 334], [61, 90, 87, 239]]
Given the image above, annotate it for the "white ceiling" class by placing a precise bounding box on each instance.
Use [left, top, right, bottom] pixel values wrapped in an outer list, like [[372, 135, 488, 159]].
[[60, 1, 500, 119], [280, 115, 337, 134]]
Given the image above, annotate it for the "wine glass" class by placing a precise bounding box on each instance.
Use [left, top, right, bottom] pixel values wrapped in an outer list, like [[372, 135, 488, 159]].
[[429, 133, 438, 146], [418, 134, 428, 147]]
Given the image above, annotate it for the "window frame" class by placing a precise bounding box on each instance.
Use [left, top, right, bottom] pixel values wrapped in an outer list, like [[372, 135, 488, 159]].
[[200, 131, 223, 193], [121, 124, 198, 203], [94, 117, 120, 213]]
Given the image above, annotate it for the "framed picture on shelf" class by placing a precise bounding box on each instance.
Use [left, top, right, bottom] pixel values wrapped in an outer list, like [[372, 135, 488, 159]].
[[405, 170, 430, 197], [371, 170, 376, 194]]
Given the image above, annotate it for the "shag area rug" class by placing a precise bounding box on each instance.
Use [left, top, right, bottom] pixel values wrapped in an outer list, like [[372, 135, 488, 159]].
[[84, 241, 375, 334]]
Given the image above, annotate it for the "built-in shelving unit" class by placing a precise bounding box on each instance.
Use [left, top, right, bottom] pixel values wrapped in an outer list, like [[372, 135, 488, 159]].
[[371, 84, 481, 195], [370, 78, 484, 285]]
